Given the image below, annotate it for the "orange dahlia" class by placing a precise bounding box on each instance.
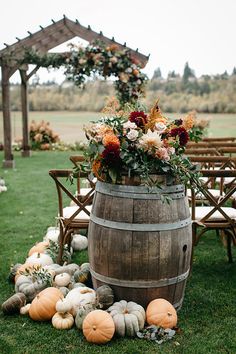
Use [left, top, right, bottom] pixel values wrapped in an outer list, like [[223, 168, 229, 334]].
[[102, 134, 120, 148], [92, 159, 102, 178]]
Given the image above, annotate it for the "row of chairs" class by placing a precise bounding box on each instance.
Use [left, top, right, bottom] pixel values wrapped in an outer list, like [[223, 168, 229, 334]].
[[186, 139, 236, 263]]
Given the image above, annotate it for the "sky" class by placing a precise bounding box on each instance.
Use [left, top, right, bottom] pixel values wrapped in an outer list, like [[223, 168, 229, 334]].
[[0, 0, 236, 83]]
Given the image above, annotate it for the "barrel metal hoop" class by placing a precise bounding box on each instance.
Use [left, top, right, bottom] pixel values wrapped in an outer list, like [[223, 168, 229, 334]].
[[90, 213, 192, 231], [96, 181, 185, 196], [90, 268, 190, 288], [96, 182, 185, 200], [173, 298, 184, 310]]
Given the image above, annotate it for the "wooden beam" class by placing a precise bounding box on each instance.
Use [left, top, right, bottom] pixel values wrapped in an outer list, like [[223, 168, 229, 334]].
[[26, 65, 40, 80], [0, 19, 66, 58], [19, 69, 31, 157], [64, 18, 149, 67], [1, 64, 14, 168]]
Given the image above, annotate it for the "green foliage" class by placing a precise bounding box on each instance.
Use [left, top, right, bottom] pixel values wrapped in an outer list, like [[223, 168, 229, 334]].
[[137, 326, 176, 345], [45, 240, 72, 264], [20, 266, 53, 287]]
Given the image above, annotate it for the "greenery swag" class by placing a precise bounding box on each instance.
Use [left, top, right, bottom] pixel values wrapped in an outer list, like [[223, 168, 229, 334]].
[[22, 41, 148, 105]]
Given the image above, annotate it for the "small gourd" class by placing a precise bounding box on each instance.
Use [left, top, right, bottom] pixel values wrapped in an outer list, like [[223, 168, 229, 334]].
[[54, 273, 71, 287], [58, 287, 70, 297], [83, 310, 115, 344], [52, 312, 74, 330], [53, 263, 80, 276], [146, 298, 177, 329], [44, 227, 60, 243], [72, 282, 86, 289], [71, 234, 88, 251], [107, 300, 145, 337], [56, 298, 72, 314], [8, 263, 22, 283], [20, 303, 31, 315], [95, 285, 114, 310], [74, 267, 92, 287], [75, 304, 95, 330], [2, 293, 26, 315]]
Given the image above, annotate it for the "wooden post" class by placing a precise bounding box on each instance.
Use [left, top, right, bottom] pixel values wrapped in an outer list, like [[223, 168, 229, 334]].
[[20, 68, 31, 157], [1, 63, 14, 168]]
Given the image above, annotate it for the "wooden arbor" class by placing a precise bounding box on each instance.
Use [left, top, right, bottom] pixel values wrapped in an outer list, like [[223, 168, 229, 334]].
[[0, 16, 149, 168]]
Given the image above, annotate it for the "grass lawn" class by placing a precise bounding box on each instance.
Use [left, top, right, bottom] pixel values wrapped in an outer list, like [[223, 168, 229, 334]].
[[0, 151, 236, 354], [1, 111, 236, 144]]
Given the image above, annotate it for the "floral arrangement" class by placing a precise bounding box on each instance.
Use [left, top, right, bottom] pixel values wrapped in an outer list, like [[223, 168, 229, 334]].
[[29, 120, 60, 150], [81, 98, 198, 186], [186, 111, 210, 142], [65, 41, 147, 105]]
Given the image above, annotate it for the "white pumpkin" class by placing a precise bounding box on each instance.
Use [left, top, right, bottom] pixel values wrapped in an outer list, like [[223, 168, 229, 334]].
[[54, 273, 71, 287], [107, 300, 146, 337], [71, 234, 88, 251], [44, 227, 60, 243], [56, 298, 72, 314], [25, 252, 53, 266], [65, 287, 96, 317]]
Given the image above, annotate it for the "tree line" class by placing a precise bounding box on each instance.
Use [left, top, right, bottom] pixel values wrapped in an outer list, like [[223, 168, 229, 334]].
[[1, 63, 236, 113]]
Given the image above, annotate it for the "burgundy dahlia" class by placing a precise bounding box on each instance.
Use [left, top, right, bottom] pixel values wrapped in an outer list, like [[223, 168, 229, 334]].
[[129, 111, 147, 129], [170, 127, 189, 146], [102, 144, 121, 167]]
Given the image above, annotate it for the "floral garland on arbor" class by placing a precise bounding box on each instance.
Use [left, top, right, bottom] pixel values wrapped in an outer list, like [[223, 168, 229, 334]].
[[22, 41, 148, 105]]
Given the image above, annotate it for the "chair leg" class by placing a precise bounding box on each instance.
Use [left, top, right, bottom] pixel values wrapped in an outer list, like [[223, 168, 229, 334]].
[[57, 228, 65, 265], [223, 230, 233, 263]]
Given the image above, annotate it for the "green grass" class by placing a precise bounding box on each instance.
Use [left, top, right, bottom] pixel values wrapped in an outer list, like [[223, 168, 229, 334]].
[[1, 111, 236, 144], [0, 151, 236, 354]]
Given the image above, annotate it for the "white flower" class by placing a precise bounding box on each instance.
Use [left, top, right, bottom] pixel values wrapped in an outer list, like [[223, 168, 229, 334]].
[[168, 147, 175, 155], [155, 122, 167, 133], [127, 129, 139, 141], [138, 129, 162, 151], [123, 121, 137, 130]]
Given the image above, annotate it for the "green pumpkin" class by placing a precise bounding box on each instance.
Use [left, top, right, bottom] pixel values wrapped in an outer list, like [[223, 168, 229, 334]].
[[74, 268, 92, 287], [96, 285, 114, 309], [75, 304, 95, 330]]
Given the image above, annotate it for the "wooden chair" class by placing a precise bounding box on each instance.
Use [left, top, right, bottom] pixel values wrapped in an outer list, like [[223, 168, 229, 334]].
[[190, 169, 236, 263], [70, 155, 96, 204], [203, 137, 236, 143], [49, 169, 95, 264], [185, 148, 220, 156]]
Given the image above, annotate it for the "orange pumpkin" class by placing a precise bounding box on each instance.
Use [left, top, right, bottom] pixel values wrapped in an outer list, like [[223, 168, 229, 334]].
[[82, 309, 115, 344], [29, 287, 63, 321], [146, 298, 177, 329], [28, 241, 49, 256]]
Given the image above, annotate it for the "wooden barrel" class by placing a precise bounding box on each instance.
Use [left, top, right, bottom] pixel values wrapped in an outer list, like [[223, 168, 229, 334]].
[[88, 179, 192, 310]]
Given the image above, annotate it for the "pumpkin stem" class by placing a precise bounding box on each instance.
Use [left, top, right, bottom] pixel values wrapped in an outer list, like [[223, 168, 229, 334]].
[[92, 325, 97, 330], [167, 312, 173, 316]]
